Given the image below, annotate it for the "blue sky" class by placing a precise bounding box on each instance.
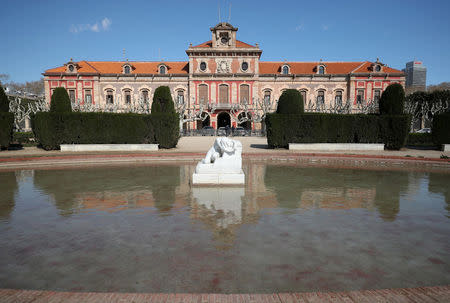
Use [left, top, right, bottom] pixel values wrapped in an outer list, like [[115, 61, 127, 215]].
[[1, 0, 449, 85]]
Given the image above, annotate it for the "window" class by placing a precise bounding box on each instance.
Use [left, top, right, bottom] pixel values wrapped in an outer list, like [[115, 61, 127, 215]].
[[159, 65, 166, 74], [318, 66, 325, 74], [124, 90, 131, 104], [264, 90, 271, 103], [177, 90, 184, 104], [141, 90, 149, 102], [300, 90, 307, 105], [198, 84, 208, 105], [374, 90, 381, 102], [124, 65, 131, 74], [68, 65, 74, 72], [200, 62, 207, 71], [282, 65, 289, 75], [241, 62, 249, 71], [69, 89, 75, 102], [219, 84, 229, 103], [84, 89, 92, 104], [335, 91, 343, 106], [317, 90, 325, 105], [375, 65, 381, 72], [357, 90, 364, 104], [240, 84, 249, 104], [106, 90, 114, 104]]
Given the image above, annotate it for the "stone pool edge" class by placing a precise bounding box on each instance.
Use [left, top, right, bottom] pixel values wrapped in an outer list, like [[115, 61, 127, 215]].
[[0, 285, 449, 302]]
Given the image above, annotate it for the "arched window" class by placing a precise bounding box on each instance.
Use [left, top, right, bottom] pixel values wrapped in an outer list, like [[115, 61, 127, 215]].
[[335, 91, 343, 106], [159, 65, 166, 74], [318, 66, 325, 74], [124, 89, 132, 104], [219, 84, 229, 103], [106, 89, 114, 104], [282, 65, 289, 75], [177, 89, 185, 104], [240, 84, 249, 104], [198, 84, 208, 105], [124, 65, 131, 74], [357, 90, 365, 104], [299, 90, 307, 105], [141, 89, 149, 102], [264, 90, 271, 103], [317, 90, 325, 105]]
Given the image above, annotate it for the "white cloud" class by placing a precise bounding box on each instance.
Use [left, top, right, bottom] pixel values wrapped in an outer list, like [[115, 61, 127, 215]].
[[70, 17, 112, 34], [101, 18, 112, 30], [295, 24, 304, 31]]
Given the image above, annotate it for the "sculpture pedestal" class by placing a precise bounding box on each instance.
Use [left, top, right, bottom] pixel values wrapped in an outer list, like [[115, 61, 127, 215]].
[[192, 170, 245, 185]]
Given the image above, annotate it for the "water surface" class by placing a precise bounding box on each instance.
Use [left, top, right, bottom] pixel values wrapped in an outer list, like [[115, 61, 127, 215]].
[[0, 162, 449, 293]]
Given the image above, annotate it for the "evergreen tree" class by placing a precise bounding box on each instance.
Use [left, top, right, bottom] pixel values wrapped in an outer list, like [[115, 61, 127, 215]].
[[276, 89, 304, 114], [151, 86, 175, 114], [50, 87, 72, 112], [0, 85, 9, 112], [379, 83, 405, 115]]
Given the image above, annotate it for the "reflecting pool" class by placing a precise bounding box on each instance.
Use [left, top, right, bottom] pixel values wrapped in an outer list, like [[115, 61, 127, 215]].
[[0, 162, 449, 293]]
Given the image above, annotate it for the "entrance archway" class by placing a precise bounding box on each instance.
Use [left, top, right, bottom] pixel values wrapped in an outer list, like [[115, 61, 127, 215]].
[[217, 112, 231, 128], [196, 112, 210, 130]]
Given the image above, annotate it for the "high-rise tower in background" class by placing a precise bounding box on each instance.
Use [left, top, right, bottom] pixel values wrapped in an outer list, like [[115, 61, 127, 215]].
[[404, 61, 427, 93]]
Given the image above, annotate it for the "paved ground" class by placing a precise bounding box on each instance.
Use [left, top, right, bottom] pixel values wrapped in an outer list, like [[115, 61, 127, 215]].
[[1, 286, 449, 302], [1, 136, 449, 159]]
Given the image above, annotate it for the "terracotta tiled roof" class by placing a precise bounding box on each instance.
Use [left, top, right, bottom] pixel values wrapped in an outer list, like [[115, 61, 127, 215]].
[[44, 61, 189, 74], [259, 61, 403, 75], [192, 40, 257, 48]]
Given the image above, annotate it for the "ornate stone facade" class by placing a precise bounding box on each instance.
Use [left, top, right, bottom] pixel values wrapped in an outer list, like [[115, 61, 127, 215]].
[[43, 22, 405, 131]]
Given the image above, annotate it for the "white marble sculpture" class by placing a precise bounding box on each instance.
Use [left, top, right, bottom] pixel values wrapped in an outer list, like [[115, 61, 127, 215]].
[[192, 137, 245, 185]]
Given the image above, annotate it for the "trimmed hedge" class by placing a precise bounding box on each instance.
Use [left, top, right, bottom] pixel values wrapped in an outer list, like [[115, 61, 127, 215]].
[[0, 112, 14, 149], [406, 133, 434, 147], [379, 83, 405, 115], [33, 112, 179, 150], [0, 85, 9, 112], [276, 89, 304, 114], [13, 131, 35, 145], [50, 87, 72, 112], [266, 113, 410, 150], [432, 112, 450, 145], [151, 86, 175, 114]]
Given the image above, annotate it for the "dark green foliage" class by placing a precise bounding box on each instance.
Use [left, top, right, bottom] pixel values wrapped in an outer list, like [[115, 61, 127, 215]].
[[266, 113, 410, 150], [150, 113, 180, 148], [151, 86, 175, 114], [379, 83, 405, 115], [33, 112, 179, 150], [12, 132, 35, 145], [0, 112, 14, 149], [276, 89, 304, 114], [50, 87, 72, 112], [406, 133, 434, 147], [0, 85, 9, 112], [432, 112, 450, 145]]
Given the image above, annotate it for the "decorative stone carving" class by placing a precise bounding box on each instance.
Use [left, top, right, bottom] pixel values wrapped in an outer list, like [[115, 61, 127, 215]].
[[192, 137, 245, 185]]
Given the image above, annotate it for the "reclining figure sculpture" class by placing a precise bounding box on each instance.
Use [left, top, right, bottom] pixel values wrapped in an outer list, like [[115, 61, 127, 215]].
[[192, 137, 244, 185]]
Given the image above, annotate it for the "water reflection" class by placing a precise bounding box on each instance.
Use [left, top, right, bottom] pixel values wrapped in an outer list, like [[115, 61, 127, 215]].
[[33, 165, 181, 215], [264, 165, 410, 221], [0, 171, 17, 219], [428, 173, 450, 218]]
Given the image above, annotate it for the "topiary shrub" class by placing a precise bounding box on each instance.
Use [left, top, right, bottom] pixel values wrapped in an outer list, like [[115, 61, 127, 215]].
[[432, 111, 450, 145], [151, 86, 175, 114], [0, 85, 9, 112], [50, 87, 72, 112], [379, 83, 405, 115], [276, 89, 304, 114]]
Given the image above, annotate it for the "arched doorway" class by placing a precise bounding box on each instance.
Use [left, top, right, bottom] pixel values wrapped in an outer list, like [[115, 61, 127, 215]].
[[238, 112, 252, 130], [196, 112, 210, 130], [217, 112, 231, 128]]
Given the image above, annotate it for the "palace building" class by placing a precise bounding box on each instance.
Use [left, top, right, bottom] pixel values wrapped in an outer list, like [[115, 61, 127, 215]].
[[43, 22, 405, 130]]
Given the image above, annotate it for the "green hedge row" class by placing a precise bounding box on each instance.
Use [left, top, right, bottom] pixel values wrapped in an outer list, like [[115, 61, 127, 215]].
[[266, 113, 410, 150], [432, 112, 450, 145], [406, 133, 434, 147], [33, 112, 179, 150], [0, 112, 14, 149]]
